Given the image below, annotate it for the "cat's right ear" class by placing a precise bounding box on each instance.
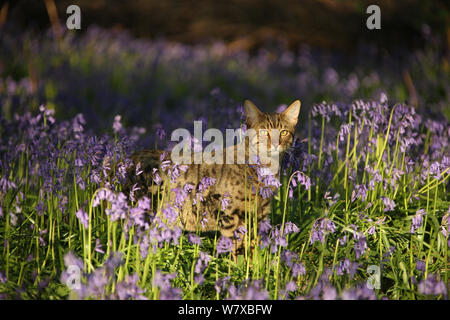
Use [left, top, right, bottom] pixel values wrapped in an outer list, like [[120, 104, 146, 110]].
[[244, 99, 263, 126]]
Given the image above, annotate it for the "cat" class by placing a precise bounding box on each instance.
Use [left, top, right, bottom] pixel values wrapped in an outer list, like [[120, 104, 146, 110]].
[[124, 99, 301, 254]]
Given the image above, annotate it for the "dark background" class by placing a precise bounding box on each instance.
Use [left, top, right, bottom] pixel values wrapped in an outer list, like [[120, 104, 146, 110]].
[[3, 0, 449, 53]]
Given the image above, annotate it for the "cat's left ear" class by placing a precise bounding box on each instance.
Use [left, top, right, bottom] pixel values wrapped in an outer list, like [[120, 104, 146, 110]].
[[244, 99, 263, 126], [281, 100, 301, 126]]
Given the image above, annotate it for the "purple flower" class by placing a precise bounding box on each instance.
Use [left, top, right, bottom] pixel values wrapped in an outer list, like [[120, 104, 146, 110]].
[[259, 186, 274, 199], [259, 219, 272, 234], [93, 188, 115, 207], [72, 113, 86, 134], [39, 105, 55, 124], [113, 115, 123, 133], [194, 275, 205, 285], [183, 183, 195, 193], [441, 213, 449, 237], [335, 259, 359, 277], [105, 192, 129, 221], [151, 220, 182, 246], [338, 123, 352, 142], [293, 171, 311, 190], [341, 284, 377, 300], [353, 231, 367, 259], [221, 192, 231, 210], [215, 276, 231, 294], [94, 239, 105, 254], [351, 184, 368, 202], [310, 218, 336, 244], [418, 275, 447, 297], [411, 209, 427, 233], [155, 124, 166, 141], [382, 197, 396, 212], [63, 252, 85, 272], [194, 252, 211, 274], [285, 281, 297, 292], [10, 212, 17, 226], [135, 162, 143, 176], [152, 270, 182, 300], [310, 226, 324, 244], [140, 234, 150, 259], [114, 273, 147, 300], [416, 260, 426, 273], [162, 204, 178, 224], [199, 176, 216, 192], [163, 161, 189, 183], [321, 218, 336, 233], [258, 220, 272, 249], [39, 229, 48, 246], [172, 187, 188, 207], [292, 262, 306, 277], [280, 250, 298, 267], [307, 270, 337, 300], [216, 236, 233, 255], [188, 233, 202, 246], [228, 280, 269, 300], [233, 226, 247, 240], [272, 227, 288, 251], [200, 211, 208, 228], [0, 176, 17, 193], [127, 207, 145, 230], [129, 183, 140, 202], [0, 272, 6, 283], [152, 168, 162, 185]]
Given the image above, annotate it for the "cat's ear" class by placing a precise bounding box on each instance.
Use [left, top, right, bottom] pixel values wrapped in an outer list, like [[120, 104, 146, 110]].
[[281, 100, 301, 127], [244, 99, 263, 126]]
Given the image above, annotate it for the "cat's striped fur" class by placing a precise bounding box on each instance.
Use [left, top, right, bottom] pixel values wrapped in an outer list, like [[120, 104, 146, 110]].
[[124, 100, 301, 253]]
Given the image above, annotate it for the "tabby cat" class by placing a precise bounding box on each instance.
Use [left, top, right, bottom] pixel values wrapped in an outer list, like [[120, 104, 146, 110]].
[[125, 99, 301, 254]]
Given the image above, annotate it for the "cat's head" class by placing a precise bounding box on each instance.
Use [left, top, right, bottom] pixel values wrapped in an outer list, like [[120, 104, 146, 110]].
[[243, 99, 301, 158]]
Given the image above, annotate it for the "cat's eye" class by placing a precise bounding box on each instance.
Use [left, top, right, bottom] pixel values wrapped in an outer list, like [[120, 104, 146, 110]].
[[280, 130, 289, 136], [259, 129, 269, 136]]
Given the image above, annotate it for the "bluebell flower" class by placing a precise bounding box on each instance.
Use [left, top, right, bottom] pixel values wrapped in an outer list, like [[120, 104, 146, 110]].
[[188, 233, 202, 246], [341, 284, 376, 300], [112, 115, 123, 134], [335, 259, 359, 277], [221, 192, 231, 210], [416, 260, 426, 273], [310, 218, 336, 244], [382, 197, 396, 212], [411, 209, 427, 233], [228, 280, 269, 300], [194, 252, 211, 274], [418, 275, 447, 298], [114, 273, 147, 300], [152, 270, 182, 300], [292, 263, 306, 277], [216, 236, 233, 255], [353, 232, 367, 259]]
